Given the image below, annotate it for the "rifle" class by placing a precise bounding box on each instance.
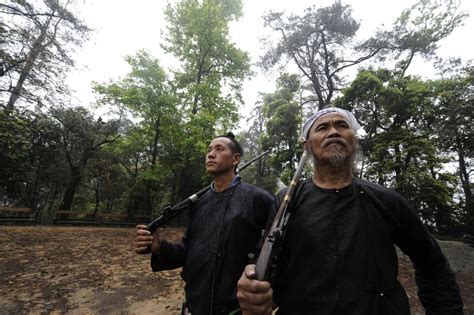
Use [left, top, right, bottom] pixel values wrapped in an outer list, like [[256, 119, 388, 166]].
[[146, 150, 271, 232], [254, 150, 308, 281]]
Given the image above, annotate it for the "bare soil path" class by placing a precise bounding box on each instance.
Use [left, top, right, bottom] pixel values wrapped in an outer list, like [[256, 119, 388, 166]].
[[0, 226, 472, 314]]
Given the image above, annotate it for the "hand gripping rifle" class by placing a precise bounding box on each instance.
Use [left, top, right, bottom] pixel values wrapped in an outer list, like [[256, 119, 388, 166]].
[[254, 150, 308, 281], [146, 150, 271, 232]]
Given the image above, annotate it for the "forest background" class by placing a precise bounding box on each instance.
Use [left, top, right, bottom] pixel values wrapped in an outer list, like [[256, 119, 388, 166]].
[[0, 0, 473, 238]]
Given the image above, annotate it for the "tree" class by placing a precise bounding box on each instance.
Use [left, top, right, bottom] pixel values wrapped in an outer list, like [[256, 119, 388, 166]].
[[260, 73, 302, 183], [83, 150, 128, 215], [238, 101, 278, 193], [49, 107, 119, 211], [94, 51, 179, 215], [338, 69, 459, 233], [260, 0, 466, 109], [0, 108, 77, 222], [432, 61, 473, 234], [162, 0, 252, 199], [261, 1, 373, 109], [372, 0, 468, 76], [0, 0, 90, 109], [0, 109, 33, 203]]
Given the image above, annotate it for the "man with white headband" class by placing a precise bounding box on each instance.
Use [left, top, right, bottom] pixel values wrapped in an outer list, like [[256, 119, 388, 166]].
[[236, 107, 463, 314]]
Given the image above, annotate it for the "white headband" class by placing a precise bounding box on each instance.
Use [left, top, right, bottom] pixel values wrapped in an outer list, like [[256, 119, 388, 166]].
[[301, 107, 360, 140]]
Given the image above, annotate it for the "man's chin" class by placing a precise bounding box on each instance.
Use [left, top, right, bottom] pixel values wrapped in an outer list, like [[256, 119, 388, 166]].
[[206, 167, 221, 176]]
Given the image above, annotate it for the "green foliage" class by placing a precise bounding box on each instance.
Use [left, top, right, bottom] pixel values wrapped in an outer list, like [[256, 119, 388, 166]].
[[431, 61, 473, 234], [259, 73, 302, 184], [338, 68, 462, 233], [261, 1, 364, 108], [163, 0, 250, 122], [94, 51, 179, 214], [162, 0, 252, 200], [260, 0, 467, 109], [370, 0, 467, 75], [0, 109, 33, 199], [238, 128, 278, 194], [1, 0, 469, 235], [45, 106, 120, 211]]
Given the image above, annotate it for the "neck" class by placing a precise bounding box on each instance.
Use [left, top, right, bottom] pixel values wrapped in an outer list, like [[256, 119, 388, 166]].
[[213, 172, 236, 193], [313, 163, 353, 189]]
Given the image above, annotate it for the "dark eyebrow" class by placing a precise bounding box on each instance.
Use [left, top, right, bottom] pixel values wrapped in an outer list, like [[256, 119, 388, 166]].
[[313, 121, 328, 128], [208, 143, 225, 149], [314, 118, 349, 128]]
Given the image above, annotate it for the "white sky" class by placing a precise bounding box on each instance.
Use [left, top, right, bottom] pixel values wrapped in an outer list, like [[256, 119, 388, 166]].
[[67, 0, 474, 127]]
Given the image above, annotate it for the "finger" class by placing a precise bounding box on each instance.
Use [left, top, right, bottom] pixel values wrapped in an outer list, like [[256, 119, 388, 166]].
[[134, 246, 150, 254], [240, 299, 273, 315], [244, 264, 256, 278], [239, 278, 271, 294], [135, 235, 154, 242], [135, 238, 153, 246], [136, 229, 151, 236], [238, 285, 273, 305]]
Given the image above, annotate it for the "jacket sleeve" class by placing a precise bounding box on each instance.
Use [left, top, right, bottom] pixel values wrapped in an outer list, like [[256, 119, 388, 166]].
[[390, 192, 463, 314], [151, 230, 189, 272]]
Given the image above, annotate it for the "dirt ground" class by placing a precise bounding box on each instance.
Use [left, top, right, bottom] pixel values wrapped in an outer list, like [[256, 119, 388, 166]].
[[0, 226, 473, 315]]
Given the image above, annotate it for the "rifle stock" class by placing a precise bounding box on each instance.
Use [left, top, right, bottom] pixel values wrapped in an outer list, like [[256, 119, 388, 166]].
[[255, 150, 308, 281]]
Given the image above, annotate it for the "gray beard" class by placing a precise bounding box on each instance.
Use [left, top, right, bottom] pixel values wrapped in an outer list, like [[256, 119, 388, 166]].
[[329, 149, 349, 168], [310, 142, 357, 169], [329, 151, 346, 168]]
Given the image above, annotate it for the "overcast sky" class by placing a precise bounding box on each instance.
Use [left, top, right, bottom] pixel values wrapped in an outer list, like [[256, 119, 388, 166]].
[[67, 0, 474, 126]]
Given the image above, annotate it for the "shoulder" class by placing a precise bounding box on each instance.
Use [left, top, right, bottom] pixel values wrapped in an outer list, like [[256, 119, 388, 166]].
[[277, 178, 313, 194], [355, 178, 407, 204], [239, 181, 274, 199], [276, 178, 312, 206], [354, 178, 415, 227]]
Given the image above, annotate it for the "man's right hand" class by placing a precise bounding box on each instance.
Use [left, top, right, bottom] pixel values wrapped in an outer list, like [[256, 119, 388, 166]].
[[237, 264, 273, 315], [134, 224, 160, 255]]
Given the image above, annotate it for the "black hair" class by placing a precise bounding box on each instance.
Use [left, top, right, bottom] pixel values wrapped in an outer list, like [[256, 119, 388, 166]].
[[216, 132, 244, 157]]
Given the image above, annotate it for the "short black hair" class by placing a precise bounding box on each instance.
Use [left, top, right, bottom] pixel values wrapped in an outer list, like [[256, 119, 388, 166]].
[[216, 132, 244, 157]]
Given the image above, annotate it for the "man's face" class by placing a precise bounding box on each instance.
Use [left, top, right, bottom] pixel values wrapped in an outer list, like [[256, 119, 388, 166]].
[[304, 112, 357, 167], [206, 137, 240, 176]]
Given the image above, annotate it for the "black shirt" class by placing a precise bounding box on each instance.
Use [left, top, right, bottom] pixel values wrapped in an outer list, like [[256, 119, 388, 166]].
[[272, 178, 463, 315], [151, 178, 274, 315]]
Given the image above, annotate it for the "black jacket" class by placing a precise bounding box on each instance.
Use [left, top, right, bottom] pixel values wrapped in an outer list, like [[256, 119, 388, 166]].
[[151, 178, 274, 315], [271, 178, 463, 315]]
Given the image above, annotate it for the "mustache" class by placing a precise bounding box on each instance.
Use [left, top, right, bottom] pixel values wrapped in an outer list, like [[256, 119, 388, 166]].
[[322, 138, 347, 147]]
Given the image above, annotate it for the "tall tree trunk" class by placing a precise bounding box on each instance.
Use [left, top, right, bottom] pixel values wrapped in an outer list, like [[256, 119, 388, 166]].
[[59, 172, 82, 210], [457, 139, 472, 210], [7, 19, 51, 109], [457, 138, 473, 234], [60, 147, 93, 211], [93, 179, 100, 216]]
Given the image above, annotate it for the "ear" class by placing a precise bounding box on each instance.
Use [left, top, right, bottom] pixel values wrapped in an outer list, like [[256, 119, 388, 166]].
[[232, 153, 241, 166], [303, 140, 309, 151]]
